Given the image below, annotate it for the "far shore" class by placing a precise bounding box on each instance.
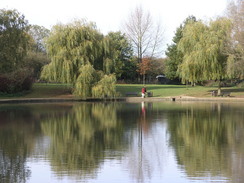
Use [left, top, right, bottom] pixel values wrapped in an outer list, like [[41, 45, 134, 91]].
[[1, 83, 244, 104], [1, 95, 244, 104]]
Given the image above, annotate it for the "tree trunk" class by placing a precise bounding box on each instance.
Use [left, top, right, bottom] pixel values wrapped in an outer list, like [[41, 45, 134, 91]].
[[143, 74, 145, 85], [217, 80, 222, 96]]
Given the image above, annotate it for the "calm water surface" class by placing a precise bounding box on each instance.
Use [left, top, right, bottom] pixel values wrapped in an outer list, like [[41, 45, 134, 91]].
[[0, 101, 244, 183]]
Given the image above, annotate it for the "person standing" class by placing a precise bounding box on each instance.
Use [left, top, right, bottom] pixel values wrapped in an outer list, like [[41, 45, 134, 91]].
[[141, 86, 146, 98]]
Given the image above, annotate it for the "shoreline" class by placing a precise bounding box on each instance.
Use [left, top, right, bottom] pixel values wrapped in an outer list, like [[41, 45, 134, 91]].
[[1, 95, 244, 104]]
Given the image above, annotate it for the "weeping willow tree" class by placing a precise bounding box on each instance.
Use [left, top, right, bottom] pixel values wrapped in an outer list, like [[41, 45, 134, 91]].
[[41, 20, 103, 84], [41, 20, 119, 98], [92, 74, 117, 98], [73, 64, 100, 98], [178, 18, 232, 94], [73, 63, 117, 98]]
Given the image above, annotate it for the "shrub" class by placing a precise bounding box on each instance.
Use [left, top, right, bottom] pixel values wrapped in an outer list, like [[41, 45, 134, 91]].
[[237, 81, 244, 88], [0, 69, 33, 94], [0, 75, 11, 93]]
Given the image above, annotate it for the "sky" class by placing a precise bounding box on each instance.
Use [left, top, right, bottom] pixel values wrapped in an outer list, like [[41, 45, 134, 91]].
[[1, 0, 228, 46]]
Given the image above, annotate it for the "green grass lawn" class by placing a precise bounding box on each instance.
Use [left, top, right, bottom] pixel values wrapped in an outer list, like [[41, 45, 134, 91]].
[[116, 84, 244, 98], [117, 84, 213, 97], [0, 83, 72, 99], [1, 83, 244, 99]]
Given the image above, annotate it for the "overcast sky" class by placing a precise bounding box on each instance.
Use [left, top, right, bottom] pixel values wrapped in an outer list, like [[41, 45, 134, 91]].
[[1, 0, 228, 46]]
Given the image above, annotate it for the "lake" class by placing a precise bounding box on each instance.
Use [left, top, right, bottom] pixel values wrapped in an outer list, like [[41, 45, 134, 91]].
[[0, 101, 244, 183]]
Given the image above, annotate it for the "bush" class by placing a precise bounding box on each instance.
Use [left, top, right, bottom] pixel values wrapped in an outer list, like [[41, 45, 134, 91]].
[[0, 76, 11, 93], [0, 69, 33, 94], [237, 81, 244, 88]]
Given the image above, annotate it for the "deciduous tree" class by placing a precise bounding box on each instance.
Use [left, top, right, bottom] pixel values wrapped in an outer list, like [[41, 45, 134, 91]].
[[178, 18, 232, 94], [165, 16, 196, 80], [41, 20, 118, 98], [25, 25, 50, 79], [226, 0, 244, 79], [41, 20, 104, 84], [0, 9, 34, 93], [137, 57, 152, 84], [103, 31, 133, 78], [0, 9, 31, 73], [28, 24, 50, 53], [123, 6, 164, 63]]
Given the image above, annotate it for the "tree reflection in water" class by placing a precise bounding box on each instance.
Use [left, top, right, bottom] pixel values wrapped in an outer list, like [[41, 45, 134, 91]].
[[123, 102, 166, 183], [167, 102, 244, 182], [1, 102, 244, 183], [40, 102, 127, 180], [0, 105, 36, 183]]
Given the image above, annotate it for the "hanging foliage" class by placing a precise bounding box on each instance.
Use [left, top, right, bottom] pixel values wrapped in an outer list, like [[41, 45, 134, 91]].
[[165, 16, 197, 80], [92, 74, 117, 98], [178, 18, 232, 84], [40, 21, 134, 98], [73, 64, 100, 98], [41, 20, 104, 84]]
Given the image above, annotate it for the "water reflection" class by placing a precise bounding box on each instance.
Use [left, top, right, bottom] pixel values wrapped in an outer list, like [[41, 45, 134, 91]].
[[40, 103, 127, 180], [0, 102, 244, 182], [0, 105, 38, 183], [124, 102, 166, 183], [167, 102, 244, 182]]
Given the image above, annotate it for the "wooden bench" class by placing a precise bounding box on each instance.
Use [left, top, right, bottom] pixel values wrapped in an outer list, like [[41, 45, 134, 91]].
[[125, 92, 138, 97]]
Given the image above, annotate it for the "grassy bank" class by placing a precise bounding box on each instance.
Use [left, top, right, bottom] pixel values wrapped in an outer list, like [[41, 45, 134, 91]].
[[0, 83, 72, 99], [116, 84, 244, 98], [0, 83, 244, 99]]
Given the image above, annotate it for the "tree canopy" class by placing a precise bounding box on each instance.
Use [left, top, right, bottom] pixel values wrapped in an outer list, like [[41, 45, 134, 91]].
[[0, 9, 35, 93], [165, 16, 196, 80], [226, 0, 244, 79], [28, 24, 50, 53], [103, 32, 133, 77], [41, 20, 130, 98], [123, 6, 164, 63], [41, 20, 104, 84], [178, 18, 232, 86], [0, 9, 31, 73]]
